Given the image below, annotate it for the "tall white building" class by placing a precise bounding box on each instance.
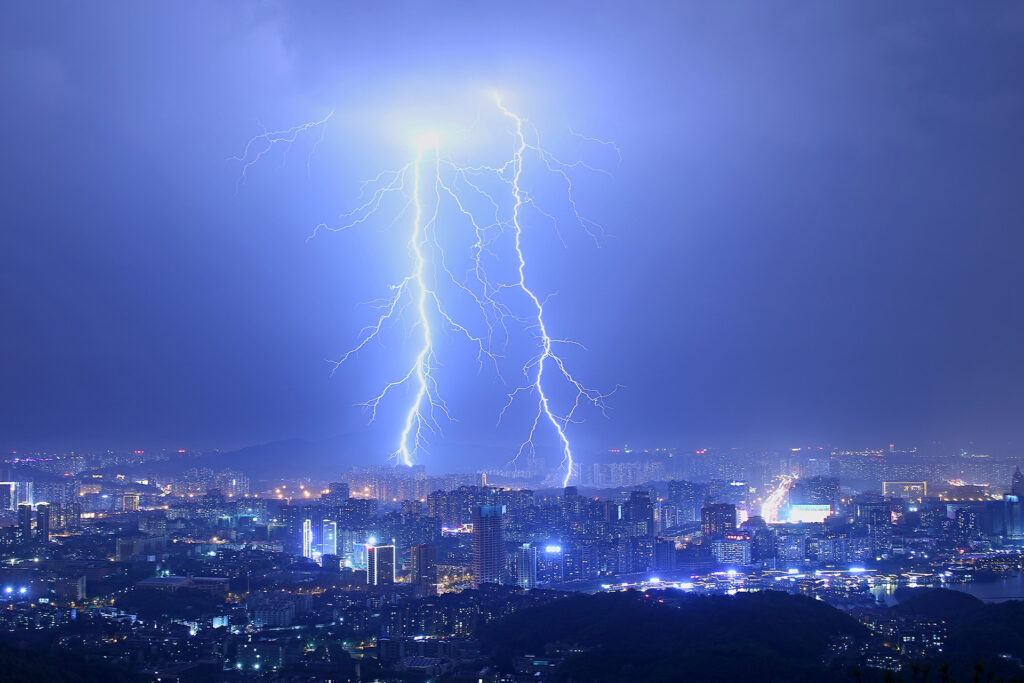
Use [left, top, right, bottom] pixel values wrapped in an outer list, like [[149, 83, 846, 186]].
[[322, 520, 337, 556], [302, 519, 313, 559]]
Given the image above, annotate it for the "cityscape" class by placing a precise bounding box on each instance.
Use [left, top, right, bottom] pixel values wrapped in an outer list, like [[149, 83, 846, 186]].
[[4, 2, 1024, 682], [0, 445, 1023, 680]]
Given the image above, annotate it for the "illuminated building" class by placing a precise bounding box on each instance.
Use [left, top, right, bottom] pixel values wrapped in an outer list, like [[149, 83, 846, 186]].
[[855, 494, 893, 558], [17, 503, 32, 541], [302, 519, 313, 559], [55, 576, 85, 603], [955, 507, 980, 541], [65, 501, 82, 529], [15, 482, 32, 507], [537, 543, 565, 583], [562, 486, 582, 519], [701, 503, 736, 539], [116, 535, 168, 561], [624, 490, 655, 537], [411, 543, 438, 594], [791, 476, 839, 509], [0, 483, 14, 511], [989, 495, 1024, 539], [324, 482, 350, 505], [472, 505, 506, 587], [711, 535, 752, 566], [774, 524, 809, 563], [882, 481, 927, 503], [667, 480, 710, 523], [122, 494, 140, 512], [616, 537, 654, 574], [322, 520, 337, 556], [367, 544, 396, 585], [514, 544, 537, 589], [35, 503, 50, 542], [1012, 467, 1024, 498], [787, 504, 831, 524]]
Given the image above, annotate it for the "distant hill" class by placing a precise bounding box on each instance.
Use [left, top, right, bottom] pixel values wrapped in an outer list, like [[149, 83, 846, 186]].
[[893, 586, 983, 620], [182, 434, 382, 480], [143, 432, 516, 481], [893, 586, 1024, 681]]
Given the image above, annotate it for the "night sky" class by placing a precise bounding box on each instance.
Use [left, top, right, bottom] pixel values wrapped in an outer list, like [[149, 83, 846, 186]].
[[2, 3, 1023, 465]]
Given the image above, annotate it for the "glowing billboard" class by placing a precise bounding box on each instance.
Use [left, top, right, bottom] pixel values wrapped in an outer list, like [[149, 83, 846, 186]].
[[787, 504, 831, 524]]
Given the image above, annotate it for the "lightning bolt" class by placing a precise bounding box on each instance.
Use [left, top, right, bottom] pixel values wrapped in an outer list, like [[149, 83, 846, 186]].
[[493, 96, 616, 487], [233, 95, 616, 485], [319, 137, 497, 466], [230, 112, 335, 192]]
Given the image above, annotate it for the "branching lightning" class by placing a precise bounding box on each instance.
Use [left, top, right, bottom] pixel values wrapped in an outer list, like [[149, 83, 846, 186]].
[[318, 138, 497, 467], [493, 96, 616, 486], [234, 94, 617, 485]]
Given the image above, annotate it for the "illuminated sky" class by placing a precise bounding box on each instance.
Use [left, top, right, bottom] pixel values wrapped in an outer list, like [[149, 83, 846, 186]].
[[2, 2, 1024, 464]]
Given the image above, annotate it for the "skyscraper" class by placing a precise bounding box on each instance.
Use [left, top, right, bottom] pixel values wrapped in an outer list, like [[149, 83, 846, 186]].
[[17, 503, 32, 542], [302, 519, 313, 559], [1013, 467, 1024, 498], [15, 482, 32, 507], [367, 544, 395, 586], [66, 502, 82, 529], [410, 543, 438, 594], [667, 480, 710, 523], [624, 490, 655, 537], [562, 486, 582, 520], [322, 520, 337, 557], [514, 544, 538, 589], [472, 505, 506, 587], [0, 483, 14, 511], [701, 503, 737, 539], [324, 482, 350, 506], [35, 502, 50, 542]]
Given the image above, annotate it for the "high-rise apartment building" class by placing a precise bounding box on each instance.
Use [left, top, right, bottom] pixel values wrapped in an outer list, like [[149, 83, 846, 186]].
[[410, 543, 438, 594], [0, 483, 14, 511], [35, 502, 50, 542], [322, 520, 337, 557], [324, 482, 350, 506], [302, 519, 313, 559], [472, 505, 506, 587], [624, 490, 655, 537], [701, 503, 737, 539], [18, 503, 32, 541], [514, 544, 538, 589], [367, 544, 396, 586]]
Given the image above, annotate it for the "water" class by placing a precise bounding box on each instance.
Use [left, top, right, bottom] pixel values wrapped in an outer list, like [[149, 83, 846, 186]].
[[871, 573, 1024, 605], [948, 573, 1024, 603]]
